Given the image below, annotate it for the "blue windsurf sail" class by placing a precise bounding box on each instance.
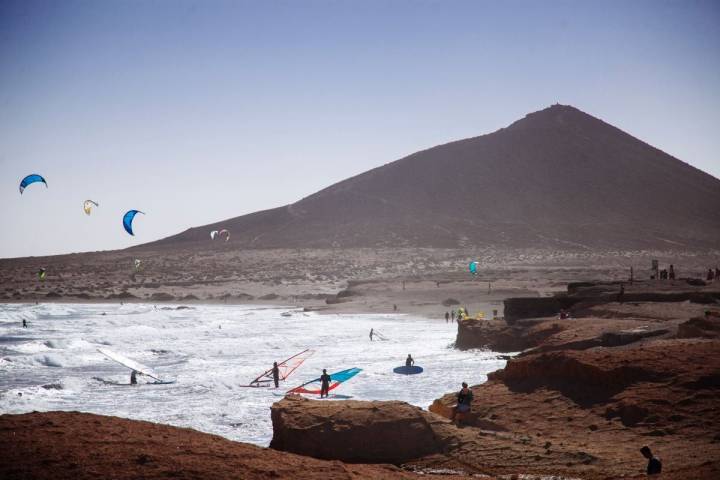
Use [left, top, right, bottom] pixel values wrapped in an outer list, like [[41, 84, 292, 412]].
[[287, 367, 362, 394]]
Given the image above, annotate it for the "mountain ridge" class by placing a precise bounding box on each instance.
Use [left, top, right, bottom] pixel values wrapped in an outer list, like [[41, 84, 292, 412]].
[[139, 104, 720, 251]]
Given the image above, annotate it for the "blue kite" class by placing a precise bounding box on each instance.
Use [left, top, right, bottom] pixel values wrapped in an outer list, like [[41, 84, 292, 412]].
[[19, 174, 47, 194], [123, 210, 145, 236]]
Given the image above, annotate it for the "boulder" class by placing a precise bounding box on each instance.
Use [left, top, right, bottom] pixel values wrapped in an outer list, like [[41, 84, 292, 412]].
[[677, 316, 720, 339], [270, 396, 454, 464], [150, 292, 175, 301], [503, 296, 562, 324], [259, 293, 280, 300]]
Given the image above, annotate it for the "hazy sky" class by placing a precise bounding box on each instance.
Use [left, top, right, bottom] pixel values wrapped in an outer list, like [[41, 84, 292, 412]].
[[1, 0, 719, 258]]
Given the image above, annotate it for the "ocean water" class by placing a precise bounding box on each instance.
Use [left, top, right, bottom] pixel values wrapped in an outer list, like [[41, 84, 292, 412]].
[[0, 303, 505, 445]]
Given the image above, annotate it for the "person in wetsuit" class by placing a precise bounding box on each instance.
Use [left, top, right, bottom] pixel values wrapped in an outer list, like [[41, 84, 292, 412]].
[[130, 370, 138, 385], [640, 446, 662, 475], [272, 361, 280, 388], [369, 328, 374, 341], [405, 354, 414, 367], [320, 369, 331, 398], [22, 319, 27, 328]]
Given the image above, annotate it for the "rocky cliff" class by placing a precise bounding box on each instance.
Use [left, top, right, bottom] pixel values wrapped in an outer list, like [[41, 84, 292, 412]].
[[0, 411, 425, 480], [270, 396, 457, 464]]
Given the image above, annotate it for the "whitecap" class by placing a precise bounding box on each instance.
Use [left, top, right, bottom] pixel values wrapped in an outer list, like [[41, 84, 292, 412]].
[[35, 354, 64, 368]]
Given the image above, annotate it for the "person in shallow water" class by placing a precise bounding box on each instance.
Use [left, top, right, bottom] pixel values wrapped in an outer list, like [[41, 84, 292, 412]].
[[640, 446, 662, 475], [369, 328, 374, 341], [130, 370, 138, 385], [320, 369, 331, 398], [22, 319, 27, 328], [451, 382, 473, 423], [405, 354, 414, 367], [272, 361, 280, 388]]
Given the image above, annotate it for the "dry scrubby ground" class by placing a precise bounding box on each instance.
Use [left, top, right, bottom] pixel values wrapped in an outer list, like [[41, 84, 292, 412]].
[[1, 247, 716, 313]]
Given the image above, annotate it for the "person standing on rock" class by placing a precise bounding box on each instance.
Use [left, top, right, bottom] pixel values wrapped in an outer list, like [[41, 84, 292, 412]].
[[320, 369, 331, 398], [451, 382, 473, 424], [272, 362, 280, 388], [640, 446, 662, 475]]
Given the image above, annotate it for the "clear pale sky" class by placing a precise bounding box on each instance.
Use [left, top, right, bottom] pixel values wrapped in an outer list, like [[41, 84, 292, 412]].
[[1, 0, 718, 258]]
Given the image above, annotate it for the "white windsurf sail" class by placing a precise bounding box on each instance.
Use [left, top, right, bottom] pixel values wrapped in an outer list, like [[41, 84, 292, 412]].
[[97, 347, 162, 381]]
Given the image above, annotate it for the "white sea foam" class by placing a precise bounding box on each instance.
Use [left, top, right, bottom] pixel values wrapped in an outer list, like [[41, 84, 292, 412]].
[[0, 302, 505, 445]]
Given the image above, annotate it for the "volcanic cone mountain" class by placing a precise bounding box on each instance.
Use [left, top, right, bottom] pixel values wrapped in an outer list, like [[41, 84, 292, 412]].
[[147, 105, 720, 250]]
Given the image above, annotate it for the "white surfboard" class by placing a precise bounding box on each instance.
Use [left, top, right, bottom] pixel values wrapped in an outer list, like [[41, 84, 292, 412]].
[[97, 347, 162, 381]]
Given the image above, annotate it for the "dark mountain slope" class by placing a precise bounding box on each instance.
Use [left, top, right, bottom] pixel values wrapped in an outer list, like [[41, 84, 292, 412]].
[[142, 105, 720, 250]]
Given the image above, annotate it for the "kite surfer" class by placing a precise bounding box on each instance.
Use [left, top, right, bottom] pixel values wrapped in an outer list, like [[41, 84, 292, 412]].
[[272, 361, 280, 388], [320, 369, 331, 398], [451, 382, 473, 424], [369, 328, 374, 341], [405, 354, 414, 367]]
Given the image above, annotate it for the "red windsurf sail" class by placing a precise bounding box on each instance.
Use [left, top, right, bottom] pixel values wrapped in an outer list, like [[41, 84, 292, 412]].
[[247, 349, 315, 387]]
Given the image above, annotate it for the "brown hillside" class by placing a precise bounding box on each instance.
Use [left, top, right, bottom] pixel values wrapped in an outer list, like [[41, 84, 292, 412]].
[[143, 105, 720, 251]]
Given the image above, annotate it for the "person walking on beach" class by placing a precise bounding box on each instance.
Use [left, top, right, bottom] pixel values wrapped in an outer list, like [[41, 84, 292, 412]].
[[405, 354, 414, 367], [320, 369, 331, 398], [451, 310, 455, 322], [451, 382, 473, 424], [669, 264, 675, 280], [445, 312, 449, 323], [272, 361, 280, 388], [640, 446, 662, 475], [22, 319, 27, 328], [369, 328, 374, 341]]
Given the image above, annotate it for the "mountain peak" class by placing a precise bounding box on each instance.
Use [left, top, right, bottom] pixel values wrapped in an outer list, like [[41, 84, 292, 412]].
[[143, 107, 720, 251]]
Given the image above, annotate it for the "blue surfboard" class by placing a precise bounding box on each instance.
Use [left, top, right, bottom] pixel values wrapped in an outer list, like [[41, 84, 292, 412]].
[[393, 365, 423, 375]]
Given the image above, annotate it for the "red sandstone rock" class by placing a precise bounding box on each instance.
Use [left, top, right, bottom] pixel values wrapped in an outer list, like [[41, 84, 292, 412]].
[[270, 396, 456, 464], [0, 411, 426, 480]]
